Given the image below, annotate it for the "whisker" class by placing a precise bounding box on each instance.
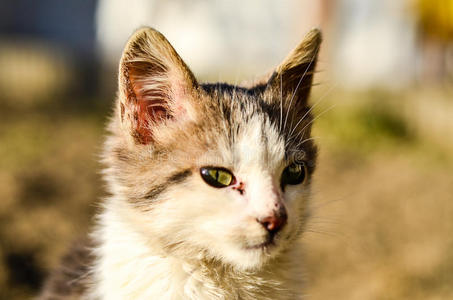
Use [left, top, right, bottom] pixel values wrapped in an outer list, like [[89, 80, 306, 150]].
[[293, 136, 318, 149], [231, 85, 237, 145], [309, 197, 347, 212], [308, 216, 341, 225], [286, 136, 322, 151], [283, 44, 320, 131], [304, 228, 342, 238], [279, 73, 283, 132], [291, 103, 337, 143], [302, 104, 337, 133], [288, 83, 337, 140]]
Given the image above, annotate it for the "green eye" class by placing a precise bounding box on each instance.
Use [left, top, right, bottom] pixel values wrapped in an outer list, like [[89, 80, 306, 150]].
[[281, 162, 307, 187], [200, 167, 235, 188]]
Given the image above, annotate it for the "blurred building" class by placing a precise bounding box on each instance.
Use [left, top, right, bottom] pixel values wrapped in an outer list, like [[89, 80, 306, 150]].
[[332, 0, 418, 88], [96, 0, 325, 82], [413, 0, 453, 82], [0, 0, 98, 105], [97, 0, 453, 89], [0, 0, 451, 104]]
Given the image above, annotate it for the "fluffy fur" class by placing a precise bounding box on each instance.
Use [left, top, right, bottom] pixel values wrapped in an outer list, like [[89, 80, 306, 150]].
[[39, 27, 321, 300]]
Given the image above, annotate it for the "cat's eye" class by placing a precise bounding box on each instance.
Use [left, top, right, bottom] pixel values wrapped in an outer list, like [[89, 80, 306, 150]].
[[281, 162, 307, 187], [200, 167, 235, 188]]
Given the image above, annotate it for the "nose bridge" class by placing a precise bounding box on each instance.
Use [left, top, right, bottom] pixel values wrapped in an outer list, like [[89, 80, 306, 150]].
[[247, 169, 284, 216], [247, 170, 288, 234]]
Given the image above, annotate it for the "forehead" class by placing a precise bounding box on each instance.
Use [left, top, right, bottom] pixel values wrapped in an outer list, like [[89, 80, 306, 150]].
[[199, 83, 286, 171], [234, 113, 285, 172]]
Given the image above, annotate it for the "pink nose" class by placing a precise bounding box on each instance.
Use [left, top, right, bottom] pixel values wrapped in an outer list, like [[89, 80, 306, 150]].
[[257, 210, 287, 234]]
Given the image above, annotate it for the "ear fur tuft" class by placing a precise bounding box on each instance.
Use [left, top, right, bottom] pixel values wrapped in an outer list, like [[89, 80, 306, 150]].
[[267, 28, 322, 108], [118, 27, 197, 144]]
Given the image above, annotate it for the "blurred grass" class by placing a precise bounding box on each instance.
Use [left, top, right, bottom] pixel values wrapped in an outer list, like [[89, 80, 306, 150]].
[[1, 88, 453, 299], [0, 99, 107, 299], [305, 87, 453, 300]]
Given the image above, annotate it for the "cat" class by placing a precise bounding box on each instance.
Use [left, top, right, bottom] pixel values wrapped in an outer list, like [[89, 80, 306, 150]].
[[39, 27, 321, 300]]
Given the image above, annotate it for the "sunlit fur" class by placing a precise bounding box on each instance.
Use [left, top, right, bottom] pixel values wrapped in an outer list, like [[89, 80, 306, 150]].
[[39, 27, 321, 300]]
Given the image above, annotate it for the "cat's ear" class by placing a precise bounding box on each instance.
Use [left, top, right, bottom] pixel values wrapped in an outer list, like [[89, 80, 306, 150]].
[[266, 28, 321, 107], [118, 27, 198, 144]]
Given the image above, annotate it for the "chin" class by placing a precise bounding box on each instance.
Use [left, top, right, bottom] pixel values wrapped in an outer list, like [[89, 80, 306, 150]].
[[212, 237, 286, 271]]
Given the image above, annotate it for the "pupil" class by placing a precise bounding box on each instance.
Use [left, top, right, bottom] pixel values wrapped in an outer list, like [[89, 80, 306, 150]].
[[281, 162, 306, 189], [200, 167, 235, 188]]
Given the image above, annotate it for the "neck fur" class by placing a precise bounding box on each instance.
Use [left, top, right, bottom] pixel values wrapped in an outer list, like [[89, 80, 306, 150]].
[[89, 198, 304, 300]]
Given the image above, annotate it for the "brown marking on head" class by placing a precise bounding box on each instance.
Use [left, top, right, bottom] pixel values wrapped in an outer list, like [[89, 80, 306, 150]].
[[103, 28, 321, 211]]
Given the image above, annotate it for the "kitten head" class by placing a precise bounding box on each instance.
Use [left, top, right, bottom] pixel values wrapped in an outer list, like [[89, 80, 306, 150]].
[[104, 27, 321, 270]]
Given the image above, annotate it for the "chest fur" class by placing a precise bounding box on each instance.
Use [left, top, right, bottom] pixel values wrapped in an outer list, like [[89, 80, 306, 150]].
[[89, 208, 303, 300]]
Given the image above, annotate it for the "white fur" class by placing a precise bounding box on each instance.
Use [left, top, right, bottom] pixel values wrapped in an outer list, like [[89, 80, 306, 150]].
[[89, 115, 310, 299], [89, 201, 307, 299]]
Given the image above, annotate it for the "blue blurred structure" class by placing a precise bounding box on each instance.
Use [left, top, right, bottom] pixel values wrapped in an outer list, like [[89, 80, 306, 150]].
[[0, 0, 99, 101], [0, 0, 97, 57]]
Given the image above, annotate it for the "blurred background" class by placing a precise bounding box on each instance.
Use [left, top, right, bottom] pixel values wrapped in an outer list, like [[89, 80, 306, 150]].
[[0, 0, 452, 299]]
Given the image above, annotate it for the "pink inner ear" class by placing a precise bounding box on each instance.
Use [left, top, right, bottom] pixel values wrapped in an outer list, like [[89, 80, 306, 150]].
[[123, 63, 168, 144], [172, 83, 189, 118], [127, 71, 190, 144], [131, 84, 168, 144], [135, 99, 163, 144], [123, 59, 193, 144]]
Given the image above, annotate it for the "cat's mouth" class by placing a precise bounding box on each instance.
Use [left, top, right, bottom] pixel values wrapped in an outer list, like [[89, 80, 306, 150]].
[[244, 234, 279, 251], [244, 240, 275, 250]]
